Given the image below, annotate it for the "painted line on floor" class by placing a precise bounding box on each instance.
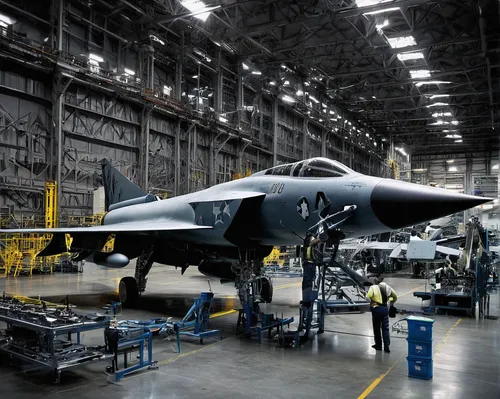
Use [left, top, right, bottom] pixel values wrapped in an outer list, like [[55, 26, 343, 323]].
[[357, 353, 406, 399], [433, 318, 462, 358], [210, 309, 237, 318], [156, 339, 229, 366], [274, 282, 301, 290], [358, 315, 464, 398], [398, 284, 425, 298]]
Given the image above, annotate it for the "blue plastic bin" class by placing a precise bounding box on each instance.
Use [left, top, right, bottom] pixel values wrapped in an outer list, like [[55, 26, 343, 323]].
[[407, 316, 434, 342], [407, 356, 433, 380], [407, 339, 433, 358]]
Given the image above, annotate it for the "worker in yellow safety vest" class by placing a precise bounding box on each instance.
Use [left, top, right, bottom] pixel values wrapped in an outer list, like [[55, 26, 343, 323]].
[[366, 276, 398, 353], [302, 232, 323, 306]]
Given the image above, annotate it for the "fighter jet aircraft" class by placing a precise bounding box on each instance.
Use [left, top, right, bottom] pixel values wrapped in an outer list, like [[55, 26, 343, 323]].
[[0, 157, 491, 305]]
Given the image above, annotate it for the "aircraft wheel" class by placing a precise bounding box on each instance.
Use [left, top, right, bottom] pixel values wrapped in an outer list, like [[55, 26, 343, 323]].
[[119, 276, 138, 307], [261, 276, 273, 303]]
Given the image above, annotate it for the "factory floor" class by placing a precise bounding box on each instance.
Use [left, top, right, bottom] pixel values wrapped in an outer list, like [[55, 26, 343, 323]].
[[0, 263, 499, 398]]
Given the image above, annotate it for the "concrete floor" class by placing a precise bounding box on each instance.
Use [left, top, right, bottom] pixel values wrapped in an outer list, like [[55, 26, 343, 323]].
[[0, 263, 499, 398]]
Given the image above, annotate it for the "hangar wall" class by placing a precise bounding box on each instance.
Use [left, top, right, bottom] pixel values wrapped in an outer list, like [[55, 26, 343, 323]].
[[0, 1, 387, 222]]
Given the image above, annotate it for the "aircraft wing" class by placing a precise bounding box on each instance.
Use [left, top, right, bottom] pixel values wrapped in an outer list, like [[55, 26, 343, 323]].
[[389, 243, 460, 258], [0, 221, 212, 235]]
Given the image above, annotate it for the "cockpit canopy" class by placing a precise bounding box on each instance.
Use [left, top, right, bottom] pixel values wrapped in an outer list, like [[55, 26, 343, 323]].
[[252, 157, 356, 178]]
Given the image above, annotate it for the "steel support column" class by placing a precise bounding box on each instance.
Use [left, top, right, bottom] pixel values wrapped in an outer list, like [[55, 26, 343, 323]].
[[273, 99, 278, 166], [175, 121, 181, 196], [141, 107, 153, 191], [175, 32, 184, 101]]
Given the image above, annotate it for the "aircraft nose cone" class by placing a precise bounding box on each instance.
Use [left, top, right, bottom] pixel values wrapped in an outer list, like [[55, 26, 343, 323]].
[[370, 179, 492, 230]]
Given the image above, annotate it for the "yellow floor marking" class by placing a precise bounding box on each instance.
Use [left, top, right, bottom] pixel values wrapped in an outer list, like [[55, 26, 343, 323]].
[[398, 284, 425, 298], [357, 316, 463, 398], [357, 353, 406, 399], [210, 309, 237, 318], [274, 282, 301, 290], [433, 318, 462, 357]]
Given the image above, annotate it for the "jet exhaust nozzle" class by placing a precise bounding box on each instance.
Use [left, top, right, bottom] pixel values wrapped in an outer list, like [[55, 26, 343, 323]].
[[371, 179, 493, 230]]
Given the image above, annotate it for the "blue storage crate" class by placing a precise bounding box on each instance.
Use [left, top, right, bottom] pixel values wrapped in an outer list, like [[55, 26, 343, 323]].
[[407, 356, 433, 380], [407, 339, 433, 358], [407, 316, 434, 342]]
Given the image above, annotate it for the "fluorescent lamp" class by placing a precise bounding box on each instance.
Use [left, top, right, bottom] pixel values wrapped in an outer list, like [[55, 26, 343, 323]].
[[387, 35, 416, 49], [492, 164, 499, 170], [432, 112, 452, 117], [427, 102, 449, 108], [410, 69, 431, 79], [447, 160, 454, 163], [445, 134, 462, 139], [397, 52, 424, 61], [269, 81, 276, 86], [124, 68, 135, 75], [180, 0, 215, 21], [454, 140, 463, 143], [296, 90, 303, 96], [429, 94, 450, 99], [219, 116, 228, 123], [448, 166, 458, 172], [364, 7, 400, 15], [309, 95, 319, 103], [89, 53, 104, 63], [251, 71, 262, 75], [376, 19, 390, 30], [416, 81, 451, 87], [163, 85, 172, 96], [357, 0, 392, 6], [0, 13, 15, 25], [450, 120, 459, 125], [281, 95, 296, 103], [192, 75, 198, 79], [242, 63, 249, 70], [322, 103, 327, 108]]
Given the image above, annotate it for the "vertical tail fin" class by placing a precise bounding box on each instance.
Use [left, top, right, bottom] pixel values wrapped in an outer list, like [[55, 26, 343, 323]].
[[101, 160, 147, 211]]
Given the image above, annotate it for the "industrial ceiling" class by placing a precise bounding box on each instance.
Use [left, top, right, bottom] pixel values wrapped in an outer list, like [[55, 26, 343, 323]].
[[2, 0, 500, 159], [112, 0, 500, 156]]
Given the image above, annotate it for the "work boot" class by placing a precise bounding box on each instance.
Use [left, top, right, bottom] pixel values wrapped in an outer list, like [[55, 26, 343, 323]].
[[384, 347, 390, 353], [372, 345, 382, 350]]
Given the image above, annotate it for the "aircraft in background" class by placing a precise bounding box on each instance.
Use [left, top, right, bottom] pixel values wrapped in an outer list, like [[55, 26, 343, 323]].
[[0, 157, 491, 306]]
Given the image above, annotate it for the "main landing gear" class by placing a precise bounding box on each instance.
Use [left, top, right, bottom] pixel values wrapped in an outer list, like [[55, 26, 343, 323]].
[[119, 248, 154, 307]]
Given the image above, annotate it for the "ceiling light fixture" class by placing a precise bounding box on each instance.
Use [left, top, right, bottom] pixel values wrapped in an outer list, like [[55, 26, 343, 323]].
[[180, 0, 218, 21], [281, 95, 296, 103], [410, 69, 431, 79], [387, 35, 416, 49], [432, 112, 452, 117], [415, 81, 452, 87], [376, 19, 390, 30], [364, 7, 400, 16], [426, 102, 449, 108], [429, 94, 450, 99], [242, 63, 249, 70], [296, 90, 303, 96], [445, 134, 462, 139], [454, 139, 463, 143], [397, 52, 424, 61], [251, 71, 261, 75], [309, 95, 319, 103]]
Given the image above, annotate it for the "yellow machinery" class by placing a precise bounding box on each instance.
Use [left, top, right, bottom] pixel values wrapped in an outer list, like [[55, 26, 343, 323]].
[[263, 247, 286, 267], [0, 182, 115, 277], [45, 181, 57, 228], [388, 159, 400, 180]]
